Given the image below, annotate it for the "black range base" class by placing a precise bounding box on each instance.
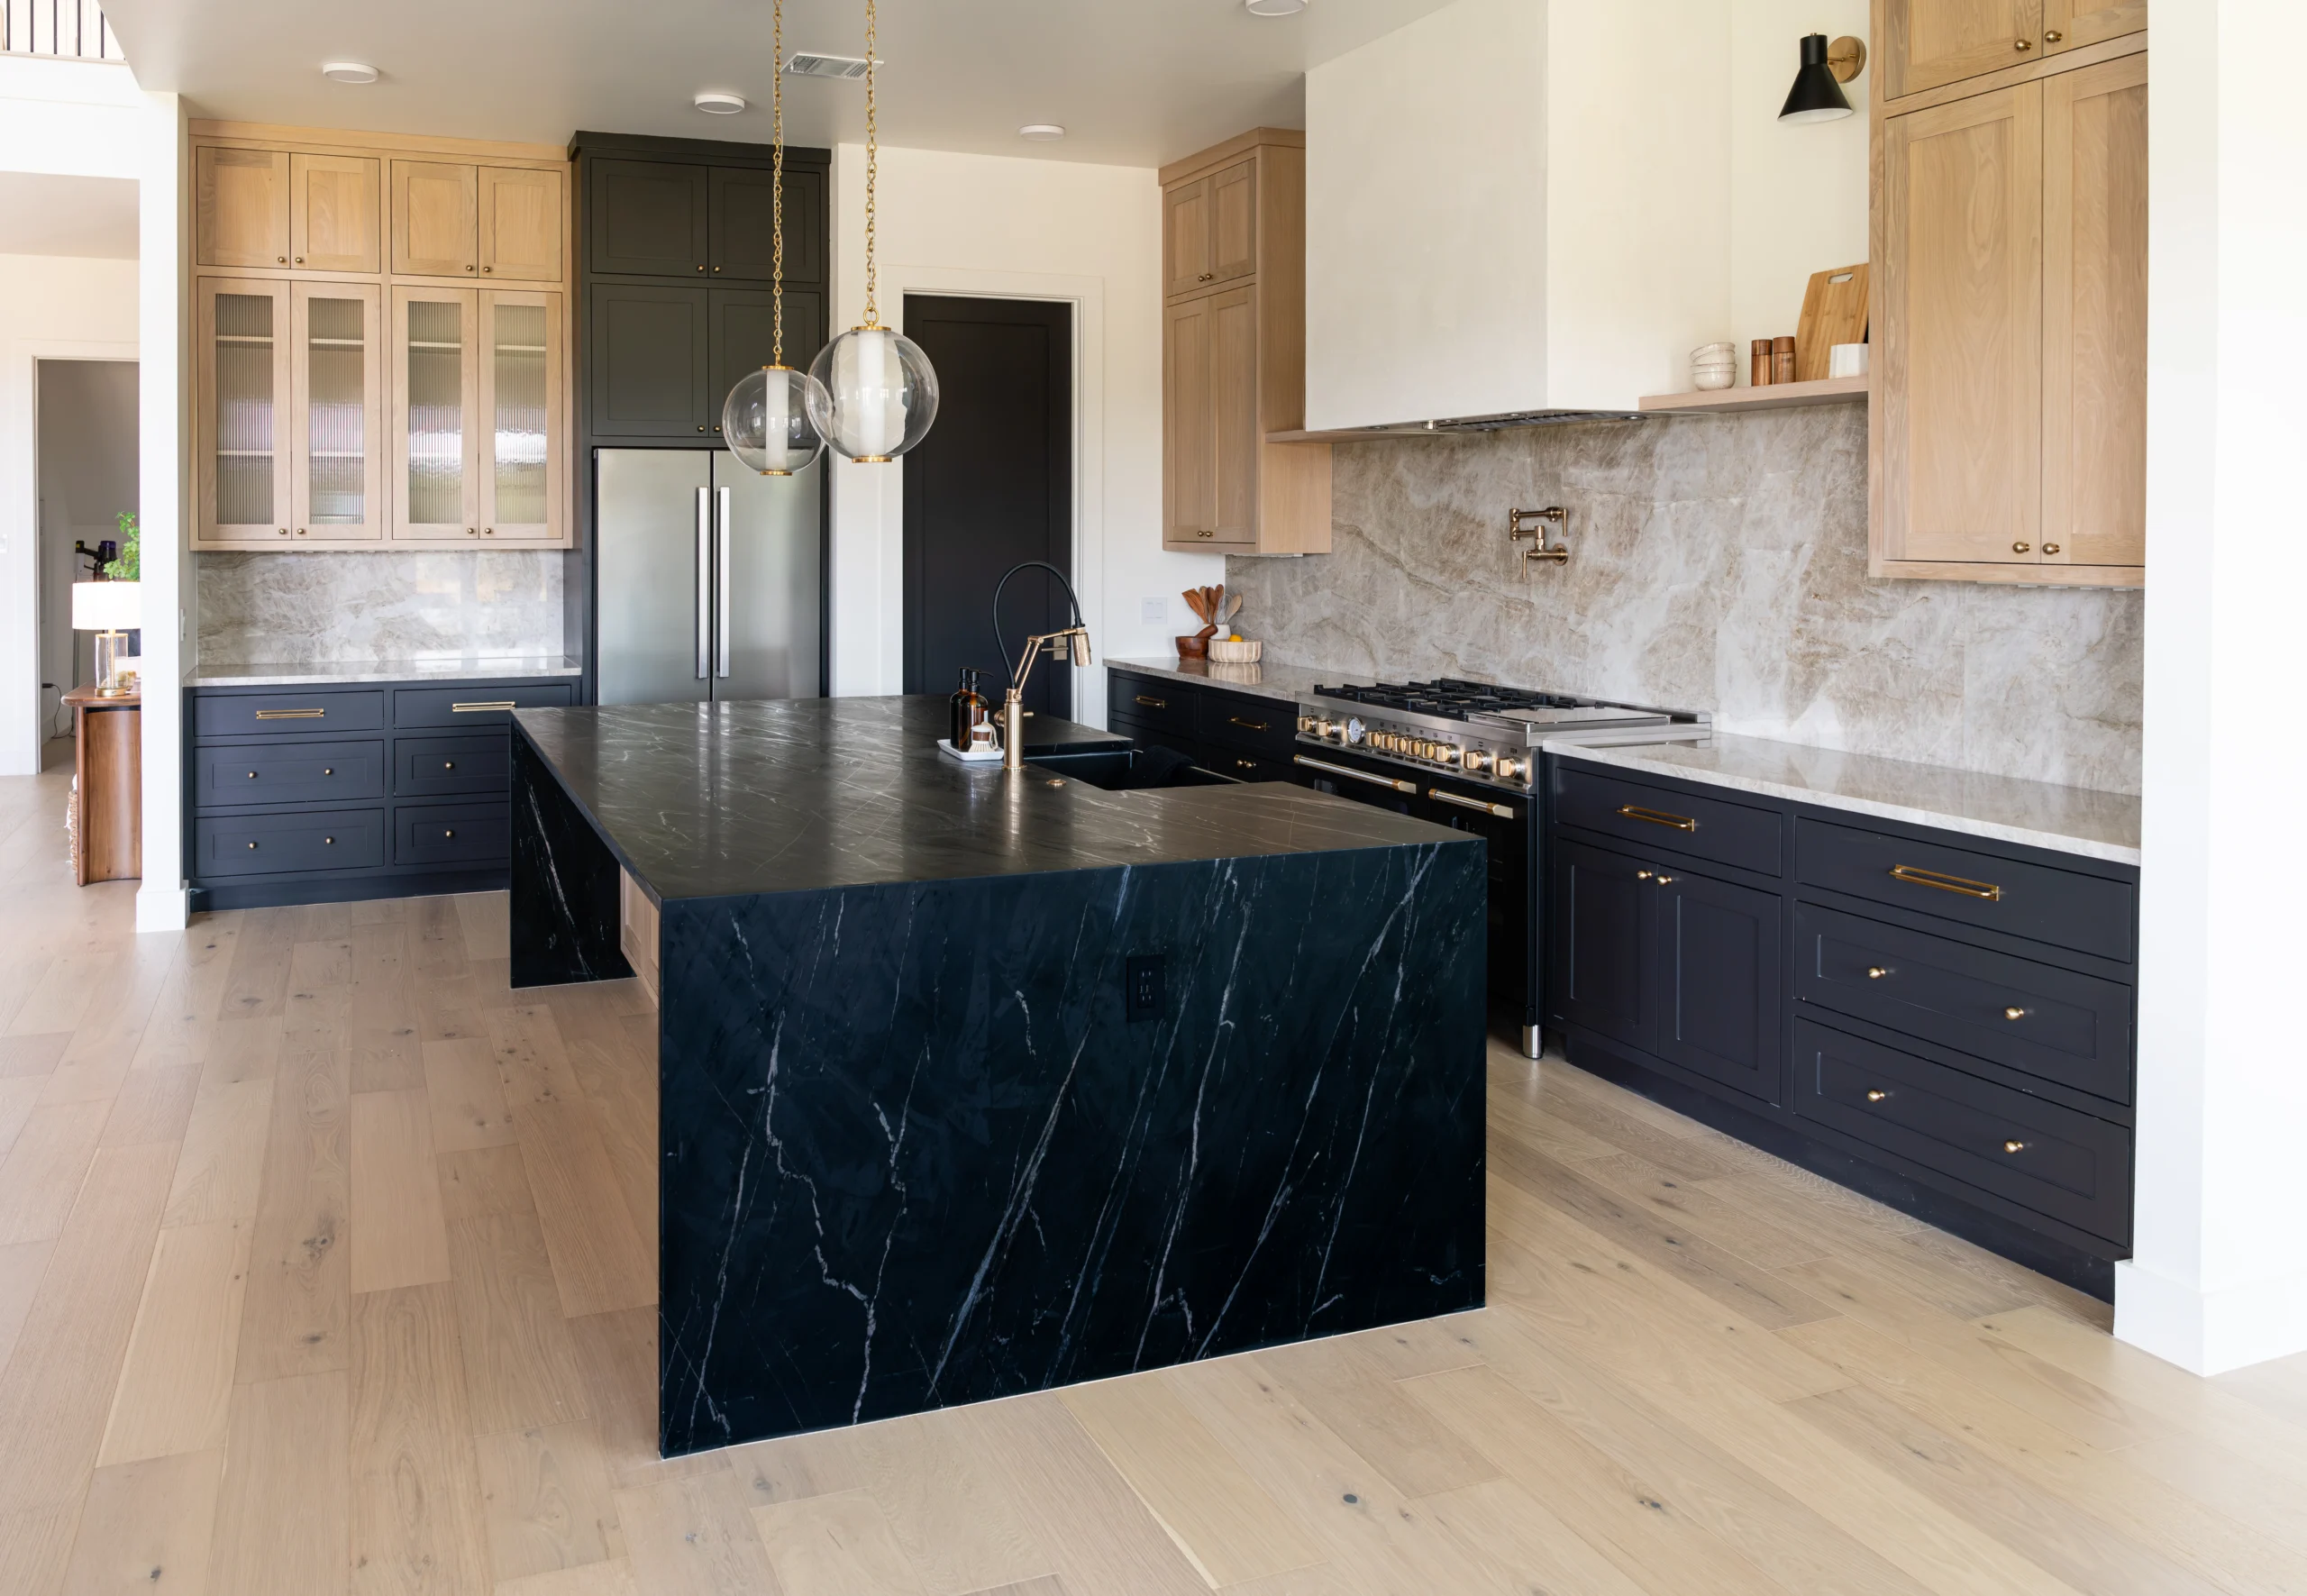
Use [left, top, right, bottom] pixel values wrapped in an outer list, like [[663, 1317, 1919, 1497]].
[[509, 696, 1487, 1453]]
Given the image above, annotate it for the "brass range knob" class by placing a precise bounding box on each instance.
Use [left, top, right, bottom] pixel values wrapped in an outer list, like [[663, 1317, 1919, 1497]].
[[1496, 755, 1527, 781], [1462, 749, 1492, 773]]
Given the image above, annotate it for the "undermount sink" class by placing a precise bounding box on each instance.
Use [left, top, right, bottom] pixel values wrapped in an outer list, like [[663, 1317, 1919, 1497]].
[[1027, 745, 1229, 791]]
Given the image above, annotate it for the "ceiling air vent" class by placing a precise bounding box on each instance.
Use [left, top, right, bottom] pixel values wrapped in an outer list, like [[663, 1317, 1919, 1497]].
[[784, 53, 877, 80]]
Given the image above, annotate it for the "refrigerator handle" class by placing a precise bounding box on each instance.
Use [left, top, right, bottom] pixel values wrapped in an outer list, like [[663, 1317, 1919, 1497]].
[[716, 486, 734, 678], [695, 488, 712, 680]]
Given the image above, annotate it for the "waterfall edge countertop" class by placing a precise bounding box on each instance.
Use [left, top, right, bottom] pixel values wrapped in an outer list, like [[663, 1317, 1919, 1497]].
[[513, 695, 1465, 904]]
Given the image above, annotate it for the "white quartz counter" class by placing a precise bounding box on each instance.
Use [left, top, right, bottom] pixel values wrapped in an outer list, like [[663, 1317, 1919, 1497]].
[[1547, 734, 2140, 866], [187, 655, 583, 688]]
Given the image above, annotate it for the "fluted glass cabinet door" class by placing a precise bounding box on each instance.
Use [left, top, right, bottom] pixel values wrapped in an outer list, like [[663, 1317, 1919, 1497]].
[[477, 290, 562, 542], [197, 277, 296, 544], [391, 286, 480, 540], [292, 283, 384, 542]]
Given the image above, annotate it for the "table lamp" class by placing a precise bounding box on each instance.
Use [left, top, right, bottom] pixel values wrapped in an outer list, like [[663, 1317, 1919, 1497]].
[[71, 580, 141, 698]]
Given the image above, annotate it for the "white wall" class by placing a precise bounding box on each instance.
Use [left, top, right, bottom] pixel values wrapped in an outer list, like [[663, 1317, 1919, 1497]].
[[2119, 0, 2307, 1374], [825, 142, 1224, 720], [0, 253, 138, 752], [0, 56, 188, 932]]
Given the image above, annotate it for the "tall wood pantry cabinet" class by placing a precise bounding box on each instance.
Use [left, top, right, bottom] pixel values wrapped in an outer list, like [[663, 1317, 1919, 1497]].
[[191, 125, 573, 550], [1160, 129, 1330, 556], [1870, 3, 2146, 586]]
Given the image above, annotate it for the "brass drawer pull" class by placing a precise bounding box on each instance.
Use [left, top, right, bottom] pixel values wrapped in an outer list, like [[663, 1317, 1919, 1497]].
[[1890, 864, 2002, 901], [1619, 804, 1696, 832], [1229, 716, 1268, 732], [1428, 788, 1517, 820], [1866, 1089, 1888, 1102], [1135, 695, 1167, 709], [1293, 753, 1417, 794], [451, 701, 518, 712], [253, 707, 325, 719]]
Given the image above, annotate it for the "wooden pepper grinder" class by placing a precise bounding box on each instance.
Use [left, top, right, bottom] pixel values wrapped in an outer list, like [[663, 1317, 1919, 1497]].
[[1772, 335, 1797, 386], [1750, 338, 1774, 388]]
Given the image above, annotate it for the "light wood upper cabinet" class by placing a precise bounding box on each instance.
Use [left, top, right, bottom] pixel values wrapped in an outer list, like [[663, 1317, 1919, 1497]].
[[288, 154, 379, 272], [477, 290, 564, 540], [290, 282, 384, 542], [2041, 53, 2147, 570], [391, 286, 480, 538], [479, 167, 564, 282], [196, 278, 296, 543], [388, 286, 566, 544], [1883, 0, 2046, 98], [1159, 130, 1329, 556], [393, 160, 479, 277], [197, 148, 290, 269], [2043, 0, 2146, 56]]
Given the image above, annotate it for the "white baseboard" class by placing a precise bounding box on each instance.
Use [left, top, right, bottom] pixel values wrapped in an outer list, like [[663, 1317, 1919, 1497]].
[[2115, 1256, 2307, 1374], [135, 882, 188, 933]]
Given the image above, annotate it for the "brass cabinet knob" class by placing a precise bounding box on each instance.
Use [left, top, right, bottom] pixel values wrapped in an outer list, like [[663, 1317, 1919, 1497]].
[[294, 255, 304, 263], [698, 424, 707, 433], [278, 528, 289, 536], [1866, 965, 1890, 980], [2043, 543, 2062, 555], [324, 768, 333, 775], [1655, 875, 1675, 886], [324, 836, 334, 844], [465, 263, 476, 272], [1198, 271, 1214, 282], [2012, 542, 2032, 553], [483, 527, 495, 535], [482, 265, 493, 273], [2045, 29, 2063, 41], [2003, 1139, 2027, 1154], [696, 263, 706, 272], [1636, 870, 1654, 880], [2004, 1006, 2027, 1020], [296, 527, 307, 535], [443, 761, 455, 770], [2014, 37, 2032, 49], [1865, 1089, 1888, 1102], [247, 771, 258, 779], [467, 527, 478, 536], [443, 829, 455, 839], [247, 841, 258, 849], [276, 255, 287, 263]]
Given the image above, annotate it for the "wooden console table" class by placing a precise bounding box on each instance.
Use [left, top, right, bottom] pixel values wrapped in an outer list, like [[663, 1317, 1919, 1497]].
[[64, 685, 140, 884]]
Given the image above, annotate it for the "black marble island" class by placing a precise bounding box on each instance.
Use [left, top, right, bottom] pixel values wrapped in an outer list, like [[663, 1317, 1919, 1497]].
[[508, 696, 1486, 1454]]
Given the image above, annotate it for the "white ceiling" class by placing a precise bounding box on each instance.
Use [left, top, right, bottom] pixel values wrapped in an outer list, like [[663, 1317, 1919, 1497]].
[[99, 0, 1456, 168], [0, 172, 140, 258]]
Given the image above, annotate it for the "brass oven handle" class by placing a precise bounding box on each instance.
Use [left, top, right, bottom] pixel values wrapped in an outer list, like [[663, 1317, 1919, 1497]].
[[1619, 804, 1696, 832], [254, 708, 325, 719], [451, 701, 519, 713], [1135, 695, 1167, 709], [1293, 753, 1416, 794], [1890, 864, 2002, 901], [1428, 788, 1517, 820], [1229, 716, 1268, 732]]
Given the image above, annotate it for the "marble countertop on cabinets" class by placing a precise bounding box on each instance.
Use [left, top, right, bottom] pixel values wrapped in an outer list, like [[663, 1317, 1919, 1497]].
[[187, 655, 584, 688], [1546, 734, 2141, 866], [1106, 655, 1336, 706]]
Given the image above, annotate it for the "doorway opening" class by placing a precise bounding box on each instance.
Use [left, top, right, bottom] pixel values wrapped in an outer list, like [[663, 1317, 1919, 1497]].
[[37, 359, 139, 769], [899, 296, 1074, 717]]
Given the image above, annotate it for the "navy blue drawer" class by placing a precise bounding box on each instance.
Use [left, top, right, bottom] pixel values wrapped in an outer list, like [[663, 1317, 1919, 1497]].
[[1199, 691, 1297, 759], [194, 690, 385, 740], [194, 741, 384, 807], [395, 802, 510, 868], [1109, 676, 1196, 741], [1553, 763, 1783, 879], [1796, 817, 2134, 962], [195, 808, 386, 876], [1793, 1017, 2132, 1245], [1793, 902, 2132, 1105], [395, 734, 510, 798], [392, 682, 574, 729]]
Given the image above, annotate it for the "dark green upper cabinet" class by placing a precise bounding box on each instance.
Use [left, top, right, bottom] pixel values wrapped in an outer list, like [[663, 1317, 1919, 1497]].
[[707, 166, 825, 285], [589, 160, 710, 278]]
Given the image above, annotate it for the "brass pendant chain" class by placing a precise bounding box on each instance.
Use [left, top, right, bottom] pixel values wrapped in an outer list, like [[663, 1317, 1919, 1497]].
[[861, 0, 880, 330], [771, 0, 785, 366]]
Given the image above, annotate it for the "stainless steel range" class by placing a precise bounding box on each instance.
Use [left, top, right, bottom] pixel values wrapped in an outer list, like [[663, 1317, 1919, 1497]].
[[1295, 678, 1710, 791]]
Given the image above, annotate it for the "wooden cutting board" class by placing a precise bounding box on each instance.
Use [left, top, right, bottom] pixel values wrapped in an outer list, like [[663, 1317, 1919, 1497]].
[[1794, 263, 1869, 382]]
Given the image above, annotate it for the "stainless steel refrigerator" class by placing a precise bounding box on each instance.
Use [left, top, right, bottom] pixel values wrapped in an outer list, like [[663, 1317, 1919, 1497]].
[[594, 451, 823, 705]]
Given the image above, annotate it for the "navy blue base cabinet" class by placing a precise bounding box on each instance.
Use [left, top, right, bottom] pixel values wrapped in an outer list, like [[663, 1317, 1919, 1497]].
[[186, 676, 575, 911], [1546, 757, 2139, 1300]]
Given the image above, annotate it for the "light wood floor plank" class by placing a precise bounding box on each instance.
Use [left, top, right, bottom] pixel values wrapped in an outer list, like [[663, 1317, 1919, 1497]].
[[1252, 1334, 1502, 1498], [424, 1038, 518, 1154], [349, 1282, 491, 1596], [476, 1419, 623, 1584], [515, 1098, 653, 1318], [843, 1410, 1050, 1596], [98, 1217, 252, 1464], [193, 1015, 282, 1093], [233, 1030, 351, 1383], [0, 1032, 70, 1077], [100, 1063, 200, 1148], [1413, 1475, 1652, 1596], [60, 1448, 225, 1596], [494, 1559, 641, 1596], [614, 1467, 782, 1596], [349, 1090, 452, 1294], [208, 1372, 351, 1596], [752, 1489, 929, 1596], [441, 1145, 541, 1222], [350, 925, 425, 1093], [446, 1210, 593, 1436], [162, 1079, 273, 1228], [0, 1236, 54, 1371], [0, 1099, 112, 1245], [1576, 1149, 1831, 1271]]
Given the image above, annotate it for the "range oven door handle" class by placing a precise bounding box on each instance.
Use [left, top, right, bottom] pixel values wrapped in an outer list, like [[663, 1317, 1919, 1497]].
[[1429, 788, 1518, 820], [1293, 752, 1417, 794]]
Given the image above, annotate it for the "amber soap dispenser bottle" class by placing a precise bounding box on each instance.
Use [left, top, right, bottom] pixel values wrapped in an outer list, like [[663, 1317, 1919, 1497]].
[[950, 667, 989, 751]]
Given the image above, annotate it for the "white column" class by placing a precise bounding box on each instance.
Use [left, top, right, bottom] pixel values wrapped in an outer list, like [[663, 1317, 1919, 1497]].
[[133, 90, 187, 932], [2120, 0, 2307, 1373]]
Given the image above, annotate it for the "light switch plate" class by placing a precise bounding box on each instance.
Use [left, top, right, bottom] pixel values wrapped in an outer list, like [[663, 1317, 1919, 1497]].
[[1141, 597, 1167, 625]]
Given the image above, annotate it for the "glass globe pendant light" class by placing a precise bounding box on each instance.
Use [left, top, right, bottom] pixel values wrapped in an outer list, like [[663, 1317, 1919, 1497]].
[[807, 0, 938, 462], [721, 0, 828, 476]]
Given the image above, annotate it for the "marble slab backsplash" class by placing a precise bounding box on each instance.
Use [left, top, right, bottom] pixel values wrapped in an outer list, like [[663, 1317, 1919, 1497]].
[[1226, 405, 2144, 794], [196, 551, 565, 666]]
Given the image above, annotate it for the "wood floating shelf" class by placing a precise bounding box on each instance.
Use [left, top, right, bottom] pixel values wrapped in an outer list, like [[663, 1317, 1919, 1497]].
[[1637, 375, 1869, 415]]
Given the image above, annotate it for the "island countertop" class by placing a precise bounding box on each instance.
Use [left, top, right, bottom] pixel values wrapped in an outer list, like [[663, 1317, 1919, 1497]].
[[514, 695, 1464, 904]]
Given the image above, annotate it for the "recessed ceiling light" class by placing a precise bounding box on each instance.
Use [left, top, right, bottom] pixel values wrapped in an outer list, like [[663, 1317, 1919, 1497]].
[[1243, 0, 1308, 14], [694, 91, 746, 114], [320, 61, 378, 84], [1017, 123, 1065, 141]]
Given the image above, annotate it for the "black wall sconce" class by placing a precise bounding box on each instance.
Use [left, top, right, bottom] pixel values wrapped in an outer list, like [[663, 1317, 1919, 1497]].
[[1780, 32, 1867, 123]]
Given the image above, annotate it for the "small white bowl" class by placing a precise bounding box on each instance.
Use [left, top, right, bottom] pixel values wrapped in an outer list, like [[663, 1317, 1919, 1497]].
[[1206, 638, 1263, 663]]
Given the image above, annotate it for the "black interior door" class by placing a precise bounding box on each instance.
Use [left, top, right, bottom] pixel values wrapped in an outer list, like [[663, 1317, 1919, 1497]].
[[900, 296, 1072, 717]]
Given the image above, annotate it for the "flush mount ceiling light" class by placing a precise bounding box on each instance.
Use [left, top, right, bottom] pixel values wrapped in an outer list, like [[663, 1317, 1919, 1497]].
[[807, 0, 940, 463], [1779, 32, 1865, 123], [1017, 123, 1065, 141], [723, 0, 830, 476], [694, 90, 747, 114], [1243, 0, 1308, 15], [320, 61, 378, 84]]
